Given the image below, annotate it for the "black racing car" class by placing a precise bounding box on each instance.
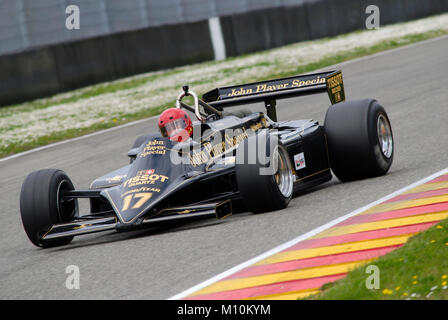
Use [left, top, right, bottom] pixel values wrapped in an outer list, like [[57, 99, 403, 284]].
[[19, 70, 394, 248]]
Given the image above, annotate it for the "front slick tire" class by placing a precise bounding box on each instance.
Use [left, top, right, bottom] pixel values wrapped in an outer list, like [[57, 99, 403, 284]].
[[235, 133, 294, 214], [324, 99, 394, 182], [20, 169, 78, 248]]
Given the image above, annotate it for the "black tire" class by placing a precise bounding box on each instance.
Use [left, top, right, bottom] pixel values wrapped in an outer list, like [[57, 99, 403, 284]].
[[235, 133, 294, 213], [324, 99, 394, 182], [20, 169, 78, 248]]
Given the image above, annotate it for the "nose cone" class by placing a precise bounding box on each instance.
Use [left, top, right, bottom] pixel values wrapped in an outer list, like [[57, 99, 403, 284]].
[[102, 166, 186, 224], [103, 137, 187, 224]]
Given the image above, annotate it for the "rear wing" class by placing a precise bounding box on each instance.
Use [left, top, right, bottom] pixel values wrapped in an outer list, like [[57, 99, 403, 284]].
[[202, 70, 345, 121]]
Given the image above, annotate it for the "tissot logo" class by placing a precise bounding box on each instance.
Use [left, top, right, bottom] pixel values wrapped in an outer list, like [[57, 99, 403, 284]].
[[123, 171, 169, 188], [326, 71, 345, 104]]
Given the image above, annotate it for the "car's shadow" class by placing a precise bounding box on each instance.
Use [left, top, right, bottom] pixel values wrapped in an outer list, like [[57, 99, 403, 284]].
[[50, 216, 225, 252], [49, 179, 340, 252]]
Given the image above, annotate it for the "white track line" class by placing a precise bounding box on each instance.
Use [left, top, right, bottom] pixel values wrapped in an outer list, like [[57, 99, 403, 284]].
[[168, 167, 448, 300], [0, 116, 158, 163], [1, 35, 447, 164]]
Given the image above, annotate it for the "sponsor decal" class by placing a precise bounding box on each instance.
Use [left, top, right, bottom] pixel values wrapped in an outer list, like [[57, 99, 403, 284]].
[[123, 170, 169, 188], [90, 174, 127, 188], [294, 152, 306, 170], [121, 186, 161, 198], [139, 140, 166, 157], [222, 75, 326, 99], [106, 174, 127, 184], [326, 71, 345, 104]]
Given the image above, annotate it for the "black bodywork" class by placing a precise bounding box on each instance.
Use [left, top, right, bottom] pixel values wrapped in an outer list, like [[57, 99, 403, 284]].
[[42, 70, 344, 241]]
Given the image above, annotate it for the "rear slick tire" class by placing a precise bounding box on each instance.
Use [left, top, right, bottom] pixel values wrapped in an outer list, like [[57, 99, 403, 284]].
[[324, 99, 394, 182]]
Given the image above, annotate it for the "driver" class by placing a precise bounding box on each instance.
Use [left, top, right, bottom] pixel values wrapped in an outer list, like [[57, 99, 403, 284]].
[[158, 108, 193, 142]]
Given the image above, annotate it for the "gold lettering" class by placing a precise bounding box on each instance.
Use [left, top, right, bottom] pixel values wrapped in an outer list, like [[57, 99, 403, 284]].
[[256, 84, 266, 93], [229, 89, 239, 97], [228, 87, 253, 97]]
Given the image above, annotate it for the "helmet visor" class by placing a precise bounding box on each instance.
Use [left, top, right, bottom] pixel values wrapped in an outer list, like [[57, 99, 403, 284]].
[[163, 118, 188, 138]]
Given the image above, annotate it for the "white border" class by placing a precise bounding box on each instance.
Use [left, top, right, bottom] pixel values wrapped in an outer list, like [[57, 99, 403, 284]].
[[168, 167, 448, 300]]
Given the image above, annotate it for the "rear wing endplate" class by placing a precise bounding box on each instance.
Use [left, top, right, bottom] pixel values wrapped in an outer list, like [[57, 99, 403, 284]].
[[202, 70, 345, 121]]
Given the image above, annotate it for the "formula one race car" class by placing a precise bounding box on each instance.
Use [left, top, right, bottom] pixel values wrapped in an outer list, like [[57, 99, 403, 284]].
[[20, 70, 394, 247]]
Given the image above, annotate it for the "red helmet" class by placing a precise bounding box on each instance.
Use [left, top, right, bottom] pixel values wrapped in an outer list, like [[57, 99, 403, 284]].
[[158, 108, 193, 142]]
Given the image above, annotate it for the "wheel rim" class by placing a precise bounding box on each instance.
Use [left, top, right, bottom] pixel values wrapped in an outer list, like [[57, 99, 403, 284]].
[[57, 179, 78, 222], [377, 114, 393, 158], [274, 147, 294, 198]]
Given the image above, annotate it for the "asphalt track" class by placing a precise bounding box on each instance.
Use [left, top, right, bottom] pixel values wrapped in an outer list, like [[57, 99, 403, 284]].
[[1, 36, 447, 299]]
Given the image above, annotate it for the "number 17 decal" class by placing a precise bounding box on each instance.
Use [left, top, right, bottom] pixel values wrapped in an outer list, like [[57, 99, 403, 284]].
[[121, 193, 152, 211]]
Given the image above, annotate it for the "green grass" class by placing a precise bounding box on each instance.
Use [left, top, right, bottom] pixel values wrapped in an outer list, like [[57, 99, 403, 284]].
[[304, 218, 448, 300], [0, 69, 179, 117], [0, 29, 447, 158]]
